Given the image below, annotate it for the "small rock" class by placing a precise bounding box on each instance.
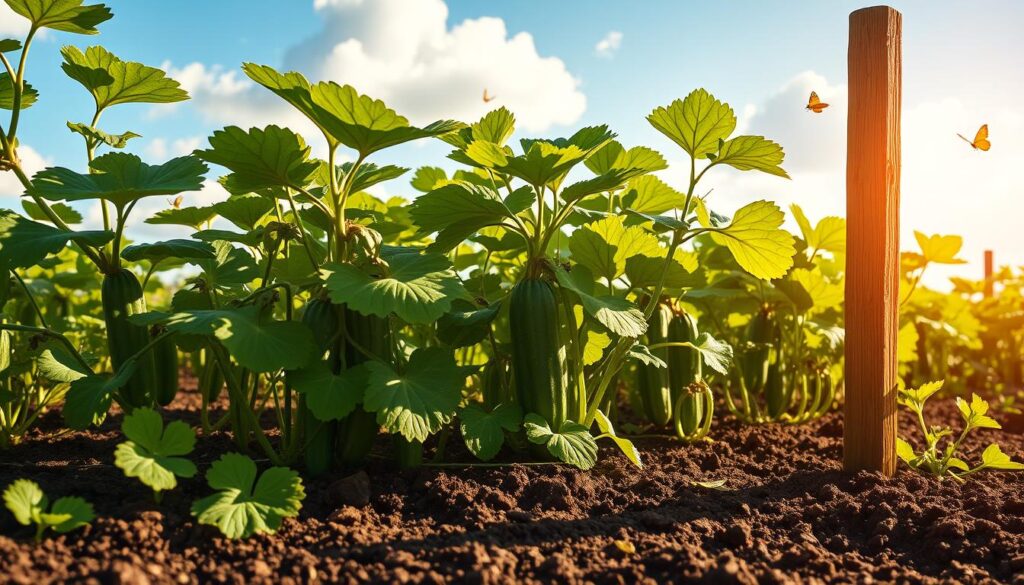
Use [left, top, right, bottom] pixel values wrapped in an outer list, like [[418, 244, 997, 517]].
[[328, 471, 371, 508]]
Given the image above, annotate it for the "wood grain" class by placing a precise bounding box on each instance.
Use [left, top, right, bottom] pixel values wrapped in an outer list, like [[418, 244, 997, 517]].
[[844, 6, 902, 476], [984, 250, 994, 298]]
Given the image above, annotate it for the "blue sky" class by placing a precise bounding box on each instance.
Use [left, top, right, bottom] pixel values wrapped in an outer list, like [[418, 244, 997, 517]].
[[2, 0, 1022, 284]]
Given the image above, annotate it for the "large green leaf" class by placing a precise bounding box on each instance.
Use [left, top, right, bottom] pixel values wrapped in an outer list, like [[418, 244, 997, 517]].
[[461, 127, 614, 187], [145, 205, 216, 229], [242, 64, 461, 156], [0, 73, 38, 109], [211, 194, 273, 231], [4, 0, 111, 35], [648, 89, 736, 159], [61, 45, 187, 111], [568, 215, 662, 283], [323, 252, 465, 324], [409, 182, 531, 253], [289, 361, 367, 422], [560, 167, 649, 203], [713, 135, 788, 178], [523, 414, 598, 470], [622, 175, 683, 214], [66, 121, 140, 149], [460, 403, 521, 462], [555, 266, 647, 337], [62, 363, 136, 430], [698, 200, 795, 280], [197, 125, 318, 193], [191, 453, 304, 540], [790, 204, 845, 255], [21, 199, 82, 224], [113, 408, 197, 494], [31, 152, 207, 209], [624, 252, 699, 289], [436, 299, 501, 348], [120, 239, 216, 264], [0, 210, 112, 269], [363, 347, 463, 443], [154, 307, 316, 372]]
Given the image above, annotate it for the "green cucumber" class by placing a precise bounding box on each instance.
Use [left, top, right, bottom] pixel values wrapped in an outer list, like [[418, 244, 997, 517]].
[[336, 307, 390, 466], [151, 326, 179, 406], [637, 302, 673, 426], [300, 296, 340, 476], [741, 306, 776, 395], [102, 269, 158, 408], [667, 308, 701, 401], [508, 278, 566, 427], [674, 381, 714, 442]]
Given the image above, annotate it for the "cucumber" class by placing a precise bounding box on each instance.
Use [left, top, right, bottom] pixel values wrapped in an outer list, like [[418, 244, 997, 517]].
[[764, 361, 788, 419], [102, 269, 158, 408], [151, 326, 179, 406], [480, 356, 511, 411], [393, 436, 423, 470], [336, 307, 390, 466], [667, 308, 701, 401], [674, 381, 714, 442], [740, 306, 776, 396], [300, 296, 340, 476], [636, 302, 673, 426], [508, 278, 566, 427]]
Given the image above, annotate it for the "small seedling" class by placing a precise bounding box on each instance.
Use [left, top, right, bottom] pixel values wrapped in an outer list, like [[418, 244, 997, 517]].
[[2, 479, 94, 542], [191, 453, 305, 539], [114, 407, 197, 502], [897, 381, 1024, 481]]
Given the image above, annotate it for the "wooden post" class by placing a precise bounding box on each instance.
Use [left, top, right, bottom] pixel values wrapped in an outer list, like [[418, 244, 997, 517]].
[[984, 250, 994, 298], [844, 6, 902, 476]]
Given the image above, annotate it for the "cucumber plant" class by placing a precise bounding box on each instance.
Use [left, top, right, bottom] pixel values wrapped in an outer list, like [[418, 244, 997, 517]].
[[411, 90, 796, 467], [897, 380, 1024, 481]]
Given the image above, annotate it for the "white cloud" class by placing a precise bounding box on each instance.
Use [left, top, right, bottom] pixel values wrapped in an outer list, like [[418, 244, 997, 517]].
[[144, 136, 203, 160], [0, 3, 31, 37], [163, 0, 585, 137], [594, 31, 623, 58], [0, 145, 48, 203]]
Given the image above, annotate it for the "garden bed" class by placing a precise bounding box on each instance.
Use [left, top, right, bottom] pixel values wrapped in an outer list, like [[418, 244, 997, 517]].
[[1, 388, 1022, 585]]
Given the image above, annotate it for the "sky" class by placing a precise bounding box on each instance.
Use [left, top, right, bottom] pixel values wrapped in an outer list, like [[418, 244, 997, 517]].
[[1, 0, 1022, 287]]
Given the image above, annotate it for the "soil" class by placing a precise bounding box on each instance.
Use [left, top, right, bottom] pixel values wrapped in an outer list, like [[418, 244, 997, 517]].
[[1, 381, 1023, 584]]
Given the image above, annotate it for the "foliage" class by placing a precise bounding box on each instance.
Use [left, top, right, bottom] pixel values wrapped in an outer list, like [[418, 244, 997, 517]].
[[2, 479, 94, 541], [113, 408, 197, 500]]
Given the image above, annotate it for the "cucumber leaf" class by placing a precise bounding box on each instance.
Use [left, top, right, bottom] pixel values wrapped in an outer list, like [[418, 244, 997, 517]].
[[31, 153, 207, 209], [21, 200, 82, 224], [0, 210, 113, 269], [5, 0, 112, 35], [211, 194, 274, 231], [363, 347, 463, 443], [914, 231, 966, 265], [980, 444, 1024, 471], [289, 361, 367, 422], [436, 299, 501, 348], [0, 73, 38, 109], [409, 182, 532, 253], [460, 403, 522, 461], [146, 205, 216, 229], [61, 45, 187, 110], [713, 135, 788, 178], [523, 414, 598, 470], [197, 125, 318, 193], [66, 122, 140, 149], [62, 360, 137, 430], [554, 266, 647, 337], [569, 215, 662, 283], [323, 251, 465, 324], [697, 199, 795, 280], [191, 453, 304, 539], [593, 410, 642, 468], [242, 64, 461, 156], [648, 89, 736, 159], [121, 239, 216, 263], [114, 408, 197, 495]]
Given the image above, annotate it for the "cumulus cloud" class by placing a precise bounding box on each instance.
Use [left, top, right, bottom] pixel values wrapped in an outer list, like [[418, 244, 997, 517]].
[[144, 136, 203, 160], [164, 0, 585, 138], [0, 145, 48, 202], [0, 3, 31, 37], [594, 31, 623, 58]]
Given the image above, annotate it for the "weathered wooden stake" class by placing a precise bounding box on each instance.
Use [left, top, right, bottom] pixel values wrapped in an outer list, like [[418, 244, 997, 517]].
[[984, 250, 994, 298], [844, 6, 902, 476]]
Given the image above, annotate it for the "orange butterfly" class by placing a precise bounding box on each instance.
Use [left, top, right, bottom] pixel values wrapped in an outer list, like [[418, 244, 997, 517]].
[[805, 91, 829, 113], [958, 124, 990, 151], [168, 195, 183, 208], [482, 89, 496, 103]]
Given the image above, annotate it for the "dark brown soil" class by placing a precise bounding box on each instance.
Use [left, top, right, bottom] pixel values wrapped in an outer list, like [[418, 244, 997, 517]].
[[1, 386, 1023, 584]]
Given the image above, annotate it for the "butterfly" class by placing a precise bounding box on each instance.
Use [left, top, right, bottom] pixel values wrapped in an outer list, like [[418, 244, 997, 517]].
[[167, 195, 183, 209], [806, 91, 829, 113], [483, 89, 495, 103], [957, 124, 990, 151]]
